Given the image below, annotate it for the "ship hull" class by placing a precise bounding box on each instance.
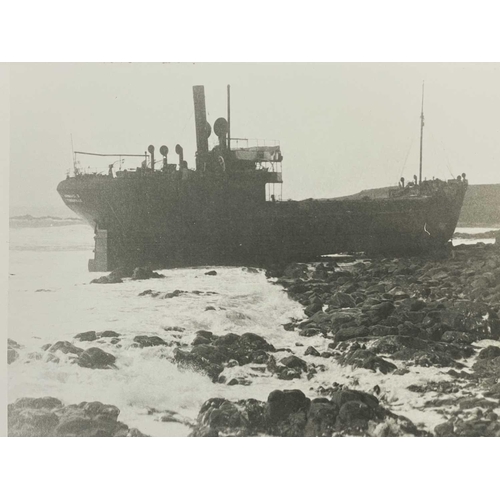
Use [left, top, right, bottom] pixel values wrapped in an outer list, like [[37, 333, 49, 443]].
[[57, 175, 467, 271]]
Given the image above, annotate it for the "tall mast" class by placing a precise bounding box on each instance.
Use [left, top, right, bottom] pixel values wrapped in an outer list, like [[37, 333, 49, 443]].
[[227, 84, 231, 151], [419, 81, 425, 185]]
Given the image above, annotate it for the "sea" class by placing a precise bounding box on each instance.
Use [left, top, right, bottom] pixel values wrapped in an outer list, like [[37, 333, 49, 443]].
[[7, 218, 499, 436]]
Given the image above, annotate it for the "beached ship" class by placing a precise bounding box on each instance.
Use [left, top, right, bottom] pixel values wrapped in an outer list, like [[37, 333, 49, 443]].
[[57, 85, 468, 271]]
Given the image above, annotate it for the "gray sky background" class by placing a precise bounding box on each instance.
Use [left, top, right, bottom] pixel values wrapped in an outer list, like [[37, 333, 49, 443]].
[[9, 62, 500, 216]]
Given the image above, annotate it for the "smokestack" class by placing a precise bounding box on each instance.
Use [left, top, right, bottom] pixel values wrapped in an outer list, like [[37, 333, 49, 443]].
[[193, 86, 209, 168], [175, 144, 184, 166], [148, 145, 155, 171]]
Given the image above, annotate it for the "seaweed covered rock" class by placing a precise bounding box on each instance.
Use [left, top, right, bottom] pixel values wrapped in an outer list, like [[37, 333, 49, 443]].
[[8, 397, 147, 437]]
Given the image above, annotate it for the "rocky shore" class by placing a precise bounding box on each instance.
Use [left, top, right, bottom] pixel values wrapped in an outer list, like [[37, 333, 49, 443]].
[[8, 242, 500, 436], [187, 241, 500, 436]]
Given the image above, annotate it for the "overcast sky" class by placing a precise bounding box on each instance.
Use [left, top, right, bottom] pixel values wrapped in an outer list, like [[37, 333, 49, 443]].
[[9, 62, 500, 215]]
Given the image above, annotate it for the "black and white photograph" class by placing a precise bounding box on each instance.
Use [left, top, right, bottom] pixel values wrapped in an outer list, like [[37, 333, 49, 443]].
[[6, 61, 500, 439]]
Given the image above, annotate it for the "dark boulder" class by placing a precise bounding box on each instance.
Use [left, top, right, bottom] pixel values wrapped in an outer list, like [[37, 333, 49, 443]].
[[441, 330, 475, 344], [74, 331, 97, 342], [330, 292, 356, 309], [339, 347, 397, 374], [478, 345, 500, 360], [367, 301, 395, 320], [190, 344, 232, 364], [8, 338, 21, 349], [76, 347, 116, 369], [266, 390, 311, 436], [49, 341, 84, 356], [192, 331, 214, 346], [191, 398, 266, 437], [174, 348, 224, 382], [133, 335, 168, 348], [98, 330, 121, 338], [8, 348, 19, 364], [280, 355, 308, 372], [369, 325, 398, 337], [330, 389, 380, 411], [335, 326, 370, 342], [304, 346, 321, 357], [472, 356, 500, 378], [304, 302, 323, 317], [304, 400, 339, 436], [131, 267, 164, 280], [90, 274, 123, 284], [8, 397, 146, 437], [336, 400, 374, 430]]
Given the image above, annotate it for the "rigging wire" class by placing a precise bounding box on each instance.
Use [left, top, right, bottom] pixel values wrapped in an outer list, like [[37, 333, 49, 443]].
[[398, 134, 415, 180], [175, 109, 194, 148], [426, 126, 455, 179]]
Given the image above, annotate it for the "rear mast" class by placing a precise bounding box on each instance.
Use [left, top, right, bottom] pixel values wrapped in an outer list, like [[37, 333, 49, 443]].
[[419, 81, 425, 185]]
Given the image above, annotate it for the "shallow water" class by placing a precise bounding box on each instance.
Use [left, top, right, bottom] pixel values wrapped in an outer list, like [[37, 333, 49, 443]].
[[8, 222, 497, 436]]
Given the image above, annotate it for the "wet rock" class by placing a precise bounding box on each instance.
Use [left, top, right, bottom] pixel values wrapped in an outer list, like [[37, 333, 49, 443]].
[[76, 347, 116, 369], [369, 325, 398, 337], [441, 330, 474, 344], [434, 421, 455, 437], [26, 352, 43, 361], [304, 302, 323, 317], [191, 388, 423, 437], [304, 400, 339, 436], [329, 311, 359, 328], [452, 415, 500, 437], [304, 346, 320, 357], [335, 326, 370, 342], [8, 397, 147, 437], [174, 348, 224, 382], [393, 368, 410, 375], [478, 345, 500, 360], [280, 355, 308, 372], [49, 341, 84, 356], [266, 390, 311, 436], [370, 335, 473, 368], [330, 292, 356, 309], [91, 274, 123, 284], [339, 347, 397, 374], [191, 344, 232, 364], [367, 301, 395, 320], [131, 267, 164, 280], [133, 335, 168, 348], [175, 332, 276, 381], [227, 377, 252, 386], [191, 398, 266, 437], [472, 356, 500, 378], [192, 330, 214, 346], [74, 331, 97, 342], [8, 348, 19, 364], [336, 400, 374, 430], [98, 330, 121, 338], [8, 339, 21, 349], [299, 328, 322, 337]]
